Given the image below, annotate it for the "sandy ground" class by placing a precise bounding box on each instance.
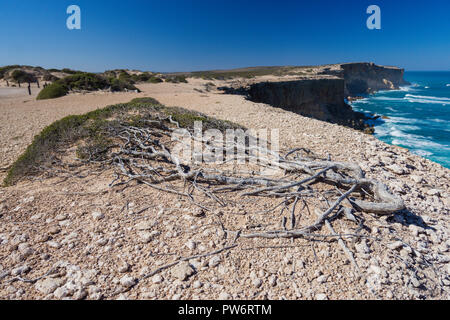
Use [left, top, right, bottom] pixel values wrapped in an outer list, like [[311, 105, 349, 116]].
[[0, 79, 449, 300]]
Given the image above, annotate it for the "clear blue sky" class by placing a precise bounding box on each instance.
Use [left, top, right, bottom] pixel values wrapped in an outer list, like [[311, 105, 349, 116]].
[[1, 0, 449, 72]]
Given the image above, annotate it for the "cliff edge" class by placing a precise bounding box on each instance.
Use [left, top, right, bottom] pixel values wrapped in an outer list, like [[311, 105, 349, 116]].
[[220, 62, 410, 131]]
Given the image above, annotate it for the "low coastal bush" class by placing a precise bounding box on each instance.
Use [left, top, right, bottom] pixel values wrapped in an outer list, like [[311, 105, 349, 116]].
[[147, 76, 163, 83], [59, 73, 109, 91], [0, 65, 24, 79], [165, 75, 188, 83], [11, 70, 36, 84], [129, 97, 161, 105], [36, 83, 69, 100], [4, 98, 243, 186], [61, 68, 82, 75], [36, 72, 139, 100], [43, 74, 60, 82]]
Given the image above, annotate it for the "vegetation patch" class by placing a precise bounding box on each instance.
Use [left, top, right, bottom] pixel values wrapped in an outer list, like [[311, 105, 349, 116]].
[[36, 72, 139, 100], [164, 75, 188, 83], [36, 83, 69, 100], [4, 98, 244, 186], [174, 66, 314, 80]]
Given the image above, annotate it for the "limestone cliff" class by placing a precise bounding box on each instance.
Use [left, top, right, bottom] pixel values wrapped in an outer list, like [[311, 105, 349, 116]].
[[220, 62, 409, 131], [247, 78, 369, 130], [335, 62, 409, 95]]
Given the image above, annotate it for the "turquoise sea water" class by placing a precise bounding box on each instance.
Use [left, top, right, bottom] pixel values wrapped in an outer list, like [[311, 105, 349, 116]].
[[350, 71, 450, 169]]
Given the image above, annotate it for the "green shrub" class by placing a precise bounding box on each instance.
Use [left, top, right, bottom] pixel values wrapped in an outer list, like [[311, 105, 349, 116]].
[[36, 72, 138, 100], [36, 83, 69, 100], [165, 75, 188, 83], [11, 70, 36, 83], [59, 73, 109, 91], [118, 71, 134, 83], [61, 68, 81, 74], [147, 76, 163, 83], [43, 74, 59, 82], [4, 98, 244, 186], [129, 97, 161, 105], [109, 78, 139, 92]]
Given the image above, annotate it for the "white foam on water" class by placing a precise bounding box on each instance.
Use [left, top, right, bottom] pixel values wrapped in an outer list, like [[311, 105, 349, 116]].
[[412, 149, 433, 157], [446, 84, 450, 87], [428, 118, 446, 123], [399, 84, 421, 92], [405, 94, 450, 105], [405, 94, 450, 102], [388, 128, 448, 150], [386, 117, 425, 125], [372, 96, 404, 102]]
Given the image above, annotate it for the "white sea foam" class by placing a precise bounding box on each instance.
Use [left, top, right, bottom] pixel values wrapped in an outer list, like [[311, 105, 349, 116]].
[[428, 118, 446, 123], [405, 94, 450, 101], [388, 128, 448, 150], [399, 86, 414, 92], [372, 96, 404, 102], [412, 150, 433, 157], [446, 84, 450, 87], [404, 94, 450, 105], [386, 117, 423, 125]]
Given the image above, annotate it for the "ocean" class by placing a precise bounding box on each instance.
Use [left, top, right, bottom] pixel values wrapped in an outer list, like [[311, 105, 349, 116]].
[[350, 71, 450, 169]]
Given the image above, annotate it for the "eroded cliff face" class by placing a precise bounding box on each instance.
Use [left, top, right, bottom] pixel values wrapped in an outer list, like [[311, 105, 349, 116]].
[[247, 78, 369, 130], [223, 62, 409, 131], [338, 62, 409, 95]]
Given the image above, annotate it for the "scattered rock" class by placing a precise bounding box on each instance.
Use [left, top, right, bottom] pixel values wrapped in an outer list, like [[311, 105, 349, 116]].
[[11, 265, 30, 276], [219, 292, 231, 300], [410, 175, 423, 183], [387, 241, 404, 250], [171, 261, 195, 281], [315, 293, 328, 300], [427, 189, 441, 197], [35, 278, 65, 295], [355, 240, 371, 254], [172, 293, 182, 300], [268, 275, 277, 287], [316, 275, 328, 284], [119, 275, 136, 288], [152, 274, 163, 284], [135, 221, 154, 231], [208, 256, 221, 268], [53, 286, 70, 299], [92, 211, 105, 220], [192, 208, 205, 217], [252, 278, 263, 288], [185, 240, 197, 250], [47, 241, 61, 249], [118, 262, 130, 273], [48, 226, 61, 235], [387, 164, 405, 175]]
